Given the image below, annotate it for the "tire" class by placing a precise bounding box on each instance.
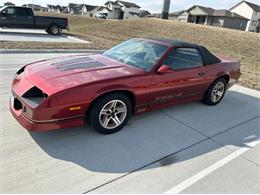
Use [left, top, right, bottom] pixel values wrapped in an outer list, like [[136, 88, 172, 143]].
[[49, 25, 60, 35], [89, 93, 132, 134], [203, 78, 227, 106]]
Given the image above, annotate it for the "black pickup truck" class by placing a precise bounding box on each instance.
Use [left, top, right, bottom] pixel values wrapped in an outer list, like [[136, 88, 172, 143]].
[[0, 6, 68, 35]]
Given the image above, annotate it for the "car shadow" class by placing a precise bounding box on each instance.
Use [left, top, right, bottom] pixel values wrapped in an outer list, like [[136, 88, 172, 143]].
[[29, 90, 260, 174]]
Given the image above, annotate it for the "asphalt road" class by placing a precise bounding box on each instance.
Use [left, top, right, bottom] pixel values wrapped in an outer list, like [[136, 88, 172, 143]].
[[0, 53, 260, 193], [0, 28, 89, 43]]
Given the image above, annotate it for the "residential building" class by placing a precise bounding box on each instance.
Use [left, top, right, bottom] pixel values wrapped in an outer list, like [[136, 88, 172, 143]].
[[98, 0, 141, 19], [175, 5, 248, 31], [65, 3, 97, 16], [22, 4, 46, 11], [4, 2, 15, 6], [168, 11, 184, 20], [88, 6, 105, 17], [47, 5, 62, 13], [230, 1, 260, 32]]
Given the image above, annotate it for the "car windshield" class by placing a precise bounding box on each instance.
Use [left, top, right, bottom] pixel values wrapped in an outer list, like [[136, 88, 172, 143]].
[[103, 39, 168, 72], [0, 6, 6, 12]]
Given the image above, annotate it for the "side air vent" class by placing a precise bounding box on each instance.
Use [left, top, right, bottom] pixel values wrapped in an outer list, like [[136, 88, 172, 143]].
[[59, 61, 105, 71]]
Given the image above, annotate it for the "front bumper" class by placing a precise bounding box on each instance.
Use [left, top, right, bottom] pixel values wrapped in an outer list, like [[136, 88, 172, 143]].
[[9, 96, 84, 132]]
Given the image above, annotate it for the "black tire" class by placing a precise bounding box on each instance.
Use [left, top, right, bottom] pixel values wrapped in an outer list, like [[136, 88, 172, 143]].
[[89, 93, 132, 134], [49, 25, 60, 35], [203, 78, 227, 106]]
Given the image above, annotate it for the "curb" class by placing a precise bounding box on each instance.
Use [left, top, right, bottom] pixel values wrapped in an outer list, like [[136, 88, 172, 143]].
[[0, 49, 106, 54]]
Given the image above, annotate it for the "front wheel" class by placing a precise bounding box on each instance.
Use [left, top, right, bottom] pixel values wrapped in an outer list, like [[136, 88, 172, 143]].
[[203, 78, 227, 106], [89, 93, 132, 134]]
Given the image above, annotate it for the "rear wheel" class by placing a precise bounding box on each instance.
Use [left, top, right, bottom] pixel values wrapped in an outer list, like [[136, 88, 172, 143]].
[[89, 93, 131, 134], [48, 25, 61, 35], [203, 78, 227, 106]]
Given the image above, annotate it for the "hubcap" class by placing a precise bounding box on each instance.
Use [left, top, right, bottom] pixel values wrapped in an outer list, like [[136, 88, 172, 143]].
[[211, 82, 225, 103], [52, 27, 58, 34], [99, 100, 127, 129]]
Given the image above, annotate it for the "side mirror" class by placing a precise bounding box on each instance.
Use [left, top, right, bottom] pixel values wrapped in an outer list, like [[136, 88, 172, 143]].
[[157, 65, 172, 74]]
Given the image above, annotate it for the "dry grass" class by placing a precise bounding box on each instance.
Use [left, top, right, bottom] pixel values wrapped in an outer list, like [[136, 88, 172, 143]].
[[1, 12, 259, 90]]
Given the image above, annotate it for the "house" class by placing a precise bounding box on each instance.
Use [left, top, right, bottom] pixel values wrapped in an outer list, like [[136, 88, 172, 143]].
[[47, 5, 62, 13], [65, 3, 98, 16], [22, 4, 45, 11], [4, 2, 15, 6], [176, 5, 248, 31], [139, 10, 151, 18], [99, 0, 141, 19], [230, 1, 260, 32], [168, 11, 184, 20], [88, 6, 105, 17]]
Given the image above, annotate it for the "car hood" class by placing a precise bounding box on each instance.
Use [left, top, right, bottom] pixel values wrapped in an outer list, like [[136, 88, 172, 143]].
[[23, 54, 144, 95]]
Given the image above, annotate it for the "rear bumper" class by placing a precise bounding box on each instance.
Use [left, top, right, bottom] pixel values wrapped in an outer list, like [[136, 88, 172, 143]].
[[10, 98, 84, 132]]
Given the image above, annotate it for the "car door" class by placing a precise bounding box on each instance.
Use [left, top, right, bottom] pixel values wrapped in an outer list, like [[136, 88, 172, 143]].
[[0, 7, 16, 27], [2, 7, 34, 28], [149, 47, 212, 106], [12, 7, 34, 28]]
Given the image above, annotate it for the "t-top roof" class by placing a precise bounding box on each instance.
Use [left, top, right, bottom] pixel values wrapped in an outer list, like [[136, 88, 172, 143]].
[[146, 38, 201, 47], [140, 38, 221, 65]]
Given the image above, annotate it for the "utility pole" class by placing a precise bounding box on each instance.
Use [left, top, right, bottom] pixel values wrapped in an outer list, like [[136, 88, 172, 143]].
[[161, 0, 171, 19]]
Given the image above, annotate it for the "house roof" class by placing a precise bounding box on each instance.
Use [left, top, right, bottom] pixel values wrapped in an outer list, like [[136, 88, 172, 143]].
[[105, 0, 141, 8], [86, 5, 98, 11], [187, 5, 215, 15], [117, 0, 141, 8], [68, 3, 98, 11], [47, 4, 61, 9], [104, 1, 118, 6], [169, 10, 185, 16], [213, 9, 248, 19], [139, 10, 151, 17], [230, 1, 260, 12]]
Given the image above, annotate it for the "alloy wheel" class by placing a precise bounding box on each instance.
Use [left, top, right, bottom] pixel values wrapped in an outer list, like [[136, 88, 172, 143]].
[[99, 100, 127, 129], [211, 82, 225, 103]]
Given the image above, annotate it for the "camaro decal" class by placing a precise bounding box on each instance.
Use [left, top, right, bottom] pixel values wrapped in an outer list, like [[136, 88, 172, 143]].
[[155, 93, 183, 102]]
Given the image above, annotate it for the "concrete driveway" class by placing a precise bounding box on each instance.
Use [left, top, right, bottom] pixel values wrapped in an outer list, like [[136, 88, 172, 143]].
[[0, 53, 259, 193], [0, 28, 89, 43]]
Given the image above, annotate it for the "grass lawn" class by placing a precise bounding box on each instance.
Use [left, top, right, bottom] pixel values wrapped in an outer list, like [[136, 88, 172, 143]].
[[0, 12, 259, 90]]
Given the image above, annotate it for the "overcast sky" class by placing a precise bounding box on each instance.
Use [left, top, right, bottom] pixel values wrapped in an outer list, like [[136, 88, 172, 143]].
[[1, 0, 259, 13]]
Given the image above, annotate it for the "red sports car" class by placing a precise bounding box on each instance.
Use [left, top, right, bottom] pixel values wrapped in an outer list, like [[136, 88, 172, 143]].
[[10, 38, 241, 134]]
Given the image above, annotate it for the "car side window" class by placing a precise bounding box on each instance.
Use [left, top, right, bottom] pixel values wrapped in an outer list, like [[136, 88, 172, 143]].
[[6, 8, 15, 15], [164, 47, 204, 70], [16, 8, 30, 16]]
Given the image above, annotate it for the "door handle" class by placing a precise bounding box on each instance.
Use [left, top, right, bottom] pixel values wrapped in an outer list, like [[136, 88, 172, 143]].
[[198, 72, 206, 76]]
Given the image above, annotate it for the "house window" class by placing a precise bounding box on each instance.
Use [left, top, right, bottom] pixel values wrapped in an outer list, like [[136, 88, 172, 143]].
[[164, 47, 203, 70]]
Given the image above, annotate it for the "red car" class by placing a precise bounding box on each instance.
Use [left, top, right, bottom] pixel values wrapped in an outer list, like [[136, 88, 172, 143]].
[[10, 38, 241, 134]]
